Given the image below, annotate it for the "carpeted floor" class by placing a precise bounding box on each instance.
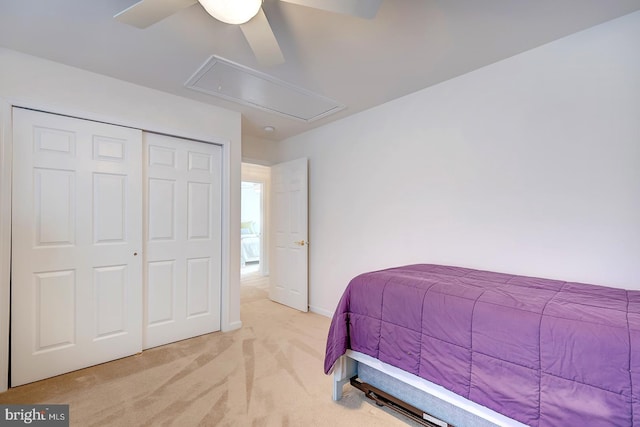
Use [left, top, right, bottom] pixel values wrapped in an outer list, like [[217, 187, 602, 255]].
[[0, 275, 420, 426]]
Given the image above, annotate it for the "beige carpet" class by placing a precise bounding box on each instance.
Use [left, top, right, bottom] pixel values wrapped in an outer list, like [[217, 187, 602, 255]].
[[0, 276, 420, 426]]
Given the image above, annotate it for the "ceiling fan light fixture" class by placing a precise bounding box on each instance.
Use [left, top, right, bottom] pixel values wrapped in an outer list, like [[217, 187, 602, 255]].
[[198, 0, 262, 25]]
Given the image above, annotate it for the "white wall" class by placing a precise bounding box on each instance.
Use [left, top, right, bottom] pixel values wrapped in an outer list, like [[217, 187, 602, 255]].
[[242, 135, 279, 165], [0, 48, 243, 391], [275, 11, 640, 317]]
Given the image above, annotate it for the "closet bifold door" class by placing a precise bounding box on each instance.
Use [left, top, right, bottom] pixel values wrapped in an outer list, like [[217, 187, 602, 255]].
[[11, 108, 143, 387], [143, 133, 222, 349]]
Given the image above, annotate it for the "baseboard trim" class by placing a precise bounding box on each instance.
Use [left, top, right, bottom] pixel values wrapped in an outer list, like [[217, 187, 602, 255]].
[[224, 320, 243, 332], [309, 305, 333, 318]]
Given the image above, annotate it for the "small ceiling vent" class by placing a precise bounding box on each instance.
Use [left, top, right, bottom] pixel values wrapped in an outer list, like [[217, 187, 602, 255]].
[[185, 56, 345, 122]]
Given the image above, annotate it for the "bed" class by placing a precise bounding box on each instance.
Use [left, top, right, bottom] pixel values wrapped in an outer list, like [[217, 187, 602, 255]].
[[325, 264, 640, 426], [241, 221, 260, 265]]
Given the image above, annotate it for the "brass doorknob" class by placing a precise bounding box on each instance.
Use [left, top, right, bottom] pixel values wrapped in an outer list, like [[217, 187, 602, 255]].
[[294, 240, 308, 246]]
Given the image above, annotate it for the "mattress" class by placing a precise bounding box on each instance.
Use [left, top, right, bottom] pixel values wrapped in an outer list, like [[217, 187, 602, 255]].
[[324, 264, 640, 426]]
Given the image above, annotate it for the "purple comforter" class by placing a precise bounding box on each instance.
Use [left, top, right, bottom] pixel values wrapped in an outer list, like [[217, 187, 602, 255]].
[[324, 264, 640, 426]]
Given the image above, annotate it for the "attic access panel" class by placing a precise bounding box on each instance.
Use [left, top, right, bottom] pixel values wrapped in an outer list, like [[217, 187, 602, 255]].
[[185, 56, 344, 122]]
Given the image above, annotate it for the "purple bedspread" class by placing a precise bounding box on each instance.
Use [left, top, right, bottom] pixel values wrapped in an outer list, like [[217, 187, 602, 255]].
[[324, 264, 640, 426]]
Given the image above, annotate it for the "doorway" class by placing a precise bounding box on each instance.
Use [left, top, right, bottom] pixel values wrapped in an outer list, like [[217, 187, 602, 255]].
[[241, 163, 270, 279], [240, 159, 308, 312]]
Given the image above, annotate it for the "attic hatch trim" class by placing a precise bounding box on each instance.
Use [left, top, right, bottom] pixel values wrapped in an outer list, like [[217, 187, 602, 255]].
[[185, 55, 345, 122]]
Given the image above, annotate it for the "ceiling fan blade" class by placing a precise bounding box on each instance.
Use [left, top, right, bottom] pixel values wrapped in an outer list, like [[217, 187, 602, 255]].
[[240, 9, 285, 67], [114, 0, 198, 28], [280, 0, 382, 19]]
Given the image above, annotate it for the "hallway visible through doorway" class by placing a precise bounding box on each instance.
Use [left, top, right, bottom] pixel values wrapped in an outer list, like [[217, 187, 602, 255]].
[[241, 163, 270, 279], [241, 181, 262, 276]]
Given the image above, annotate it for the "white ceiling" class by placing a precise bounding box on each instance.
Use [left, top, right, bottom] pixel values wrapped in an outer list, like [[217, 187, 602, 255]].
[[1, 0, 640, 141]]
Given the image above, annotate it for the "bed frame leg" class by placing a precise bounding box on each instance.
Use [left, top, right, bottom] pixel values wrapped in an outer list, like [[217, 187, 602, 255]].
[[333, 355, 358, 400]]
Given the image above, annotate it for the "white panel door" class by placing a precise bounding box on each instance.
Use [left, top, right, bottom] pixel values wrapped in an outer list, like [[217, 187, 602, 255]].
[[270, 158, 308, 312], [144, 133, 221, 349], [11, 108, 143, 386]]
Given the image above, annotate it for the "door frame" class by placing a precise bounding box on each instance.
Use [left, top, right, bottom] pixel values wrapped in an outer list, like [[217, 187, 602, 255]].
[[0, 102, 11, 392], [0, 98, 237, 392]]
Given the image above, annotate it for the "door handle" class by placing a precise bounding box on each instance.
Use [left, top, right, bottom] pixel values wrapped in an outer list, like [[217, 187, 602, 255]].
[[294, 240, 308, 246]]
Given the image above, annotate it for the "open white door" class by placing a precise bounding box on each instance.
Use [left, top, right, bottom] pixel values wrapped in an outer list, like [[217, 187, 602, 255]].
[[11, 108, 143, 386], [270, 158, 308, 312]]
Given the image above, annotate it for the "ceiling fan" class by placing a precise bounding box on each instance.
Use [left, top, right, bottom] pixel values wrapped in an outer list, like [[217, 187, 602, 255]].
[[114, 0, 382, 67]]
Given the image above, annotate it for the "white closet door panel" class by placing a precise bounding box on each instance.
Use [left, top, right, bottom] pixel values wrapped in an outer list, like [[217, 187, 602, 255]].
[[148, 178, 176, 240], [186, 257, 211, 316], [11, 108, 143, 386], [143, 133, 221, 349], [35, 270, 76, 350], [147, 260, 176, 325], [94, 265, 128, 338], [188, 182, 211, 239], [93, 173, 127, 243]]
